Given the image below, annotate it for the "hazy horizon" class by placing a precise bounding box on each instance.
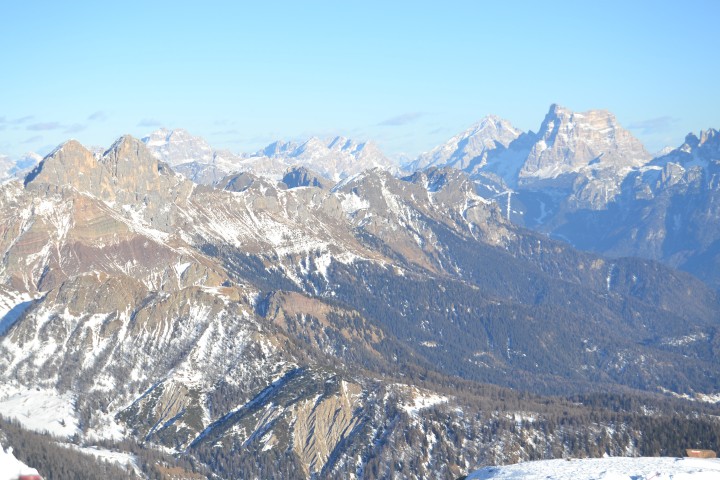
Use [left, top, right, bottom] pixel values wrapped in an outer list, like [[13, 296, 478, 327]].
[[2, 0, 718, 159]]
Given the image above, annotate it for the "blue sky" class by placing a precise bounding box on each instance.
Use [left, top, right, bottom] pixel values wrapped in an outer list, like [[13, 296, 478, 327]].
[[1, 0, 718, 159]]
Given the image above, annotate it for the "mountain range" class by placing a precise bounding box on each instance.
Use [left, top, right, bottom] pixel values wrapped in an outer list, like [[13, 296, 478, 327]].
[[142, 128, 395, 184], [134, 105, 720, 289], [1, 105, 720, 478]]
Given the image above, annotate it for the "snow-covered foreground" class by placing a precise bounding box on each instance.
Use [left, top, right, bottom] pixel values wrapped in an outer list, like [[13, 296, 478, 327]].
[[467, 456, 720, 480], [0, 442, 39, 480]]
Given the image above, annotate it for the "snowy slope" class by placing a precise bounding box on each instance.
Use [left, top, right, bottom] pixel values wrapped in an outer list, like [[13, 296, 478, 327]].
[[0, 386, 79, 438], [0, 442, 39, 480], [467, 457, 720, 480]]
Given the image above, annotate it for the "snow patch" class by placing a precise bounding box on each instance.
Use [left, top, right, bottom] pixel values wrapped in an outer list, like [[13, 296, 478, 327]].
[[0, 441, 39, 480], [0, 385, 79, 438], [174, 261, 192, 277], [467, 456, 720, 479], [397, 386, 448, 417], [70, 445, 142, 476]]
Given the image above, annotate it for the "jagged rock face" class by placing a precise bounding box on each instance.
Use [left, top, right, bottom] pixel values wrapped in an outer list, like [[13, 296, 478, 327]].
[[544, 128, 720, 289], [282, 165, 334, 190], [26, 136, 193, 222], [334, 167, 511, 271], [409, 105, 653, 214], [519, 104, 651, 187]]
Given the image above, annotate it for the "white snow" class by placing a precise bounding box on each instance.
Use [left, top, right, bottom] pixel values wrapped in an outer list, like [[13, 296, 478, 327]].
[[339, 192, 370, 215], [467, 456, 720, 480], [397, 387, 448, 417], [70, 445, 141, 476], [174, 261, 192, 277], [0, 442, 39, 480], [0, 385, 79, 438], [696, 393, 720, 404]]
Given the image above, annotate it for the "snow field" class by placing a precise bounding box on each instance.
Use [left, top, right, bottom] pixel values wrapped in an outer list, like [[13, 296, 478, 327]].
[[467, 456, 720, 480]]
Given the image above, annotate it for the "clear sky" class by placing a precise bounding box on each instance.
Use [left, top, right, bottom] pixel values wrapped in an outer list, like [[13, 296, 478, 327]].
[[1, 0, 718, 159]]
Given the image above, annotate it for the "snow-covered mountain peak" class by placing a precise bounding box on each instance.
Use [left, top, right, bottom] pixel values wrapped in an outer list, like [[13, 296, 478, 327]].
[[20, 151, 43, 164], [520, 104, 651, 186], [466, 114, 521, 137], [328, 135, 352, 151], [293, 136, 329, 157], [409, 115, 522, 172], [142, 128, 213, 166], [142, 127, 171, 144], [261, 139, 298, 157], [653, 128, 720, 172]]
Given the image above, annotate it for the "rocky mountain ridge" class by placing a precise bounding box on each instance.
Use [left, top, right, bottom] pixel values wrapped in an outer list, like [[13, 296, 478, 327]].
[[543, 126, 720, 288], [405, 105, 720, 289], [1, 121, 720, 478], [142, 128, 395, 184]]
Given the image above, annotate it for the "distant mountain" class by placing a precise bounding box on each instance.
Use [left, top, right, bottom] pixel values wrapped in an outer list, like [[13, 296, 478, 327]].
[[285, 135, 395, 181], [142, 128, 248, 184], [519, 104, 650, 189], [544, 128, 720, 289], [2, 124, 720, 478], [407, 115, 523, 174], [282, 165, 335, 190], [0, 151, 42, 183], [411, 107, 720, 289], [410, 105, 652, 212], [142, 128, 395, 185], [142, 128, 214, 165]]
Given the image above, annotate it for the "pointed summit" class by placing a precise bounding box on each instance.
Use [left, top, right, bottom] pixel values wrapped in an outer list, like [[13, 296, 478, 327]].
[[98, 134, 180, 201], [328, 136, 352, 151], [519, 104, 651, 186], [654, 128, 720, 168], [261, 140, 298, 157], [409, 115, 522, 172], [24, 139, 99, 188], [25, 135, 181, 205], [293, 137, 329, 158], [102, 134, 162, 177]]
